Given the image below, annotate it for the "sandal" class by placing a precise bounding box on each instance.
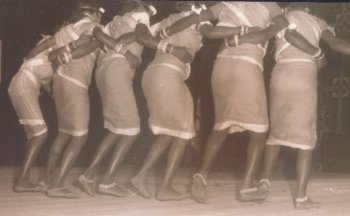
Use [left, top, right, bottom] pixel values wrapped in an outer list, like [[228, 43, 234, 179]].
[[294, 196, 320, 210], [239, 187, 267, 202], [75, 174, 95, 197], [46, 187, 79, 199], [191, 173, 208, 203], [258, 179, 271, 193], [128, 179, 153, 199], [98, 182, 130, 197]]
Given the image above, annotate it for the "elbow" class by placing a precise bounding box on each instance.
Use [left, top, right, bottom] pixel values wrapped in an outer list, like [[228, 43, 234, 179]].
[[135, 32, 146, 45]]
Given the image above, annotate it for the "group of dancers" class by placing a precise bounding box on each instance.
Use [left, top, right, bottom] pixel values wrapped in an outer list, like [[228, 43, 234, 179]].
[[8, 0, 350, 210]]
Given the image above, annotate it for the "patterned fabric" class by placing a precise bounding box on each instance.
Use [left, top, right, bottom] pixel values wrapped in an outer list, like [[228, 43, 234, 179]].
[[8, 71, 47, 139]]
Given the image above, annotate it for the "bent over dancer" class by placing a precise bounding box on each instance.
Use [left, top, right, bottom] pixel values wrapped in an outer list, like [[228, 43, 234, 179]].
[[38, 0, 104, 198], [9, 35, 56, 193], [258, 3, 350, 210], [76, 0, 156, 197]]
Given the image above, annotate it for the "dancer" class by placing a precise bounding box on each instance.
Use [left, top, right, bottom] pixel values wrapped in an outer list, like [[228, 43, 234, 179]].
[[258, 2, 350, 210], [76, 0, 157, 197], [9, 35, 56, 193], [38, 0, 104, 199], [157, 2, 323, 203], [128, 1, 254, 201]]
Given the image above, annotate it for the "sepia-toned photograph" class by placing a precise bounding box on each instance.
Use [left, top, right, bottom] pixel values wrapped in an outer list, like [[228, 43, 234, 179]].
[[0, 1, 350, 215]]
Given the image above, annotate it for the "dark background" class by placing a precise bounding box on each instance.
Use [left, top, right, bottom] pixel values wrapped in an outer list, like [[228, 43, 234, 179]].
[[0, 1, 350, 174]]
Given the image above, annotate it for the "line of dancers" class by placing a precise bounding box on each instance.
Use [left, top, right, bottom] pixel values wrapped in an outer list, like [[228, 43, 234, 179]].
[[8, 0, 350, 210]]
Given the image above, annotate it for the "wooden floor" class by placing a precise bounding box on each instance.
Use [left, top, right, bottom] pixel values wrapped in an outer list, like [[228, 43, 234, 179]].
[[1, 166, 350, 216]]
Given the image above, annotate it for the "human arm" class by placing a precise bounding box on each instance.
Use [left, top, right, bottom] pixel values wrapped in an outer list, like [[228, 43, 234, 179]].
[[50, 40, 100, 69], [92, 28, 140, 69], [135, 23, 193, 63], [199, 24, 261, 39], [48, 34, 93, 61], [92, 27, 136, 47], [321, 30, 350, 54], [26, 37, 56, 59], [163, 8, 216, 37]]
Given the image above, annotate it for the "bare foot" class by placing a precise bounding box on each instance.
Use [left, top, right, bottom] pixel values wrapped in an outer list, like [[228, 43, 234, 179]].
[[14, 179, 47, 193], [129, 177, 152, 199], [46, 187, 79, 199], [156, 186, 189, 201], [98, 183, 129, 197], [191, 173, 208, 203], [294, 197, 320, 210], [75, 175, 95, 197]]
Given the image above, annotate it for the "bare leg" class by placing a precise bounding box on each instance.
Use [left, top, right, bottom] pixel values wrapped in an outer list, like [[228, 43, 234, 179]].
[[239, 132, 267, 202], [296, 149, 313, 199], [294, 149, 319, 210], [83, 132, 120, 180], [130, 135, 173, 198], [78, 131, 120, 196], [191, 128, 228, 203], [157, 138, 189, 201], [97, 135, 137, 197], [14, 132, 48, 192], [242, 131, 267, 190], [261, 145, 281, 180], [198, 128, 229, 177], [40, 132, 71, 185], [47, 135, 87, 198]]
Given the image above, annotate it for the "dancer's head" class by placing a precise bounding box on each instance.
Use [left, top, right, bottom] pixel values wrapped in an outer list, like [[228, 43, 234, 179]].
[[120, 0, 157, 17], [69, 0, 105, 23]]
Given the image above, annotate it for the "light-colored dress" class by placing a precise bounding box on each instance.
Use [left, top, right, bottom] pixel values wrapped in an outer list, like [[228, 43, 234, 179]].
[[267, 10, 335, 150], [209, 2, 282, 134], [94, 12, 147, 136], [52, 17, 100, 136], [142, 11, 204, 140], [8, 38, 53, 139]]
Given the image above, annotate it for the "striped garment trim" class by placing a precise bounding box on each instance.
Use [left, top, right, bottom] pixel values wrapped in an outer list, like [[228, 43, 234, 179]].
[[59, 128, 88, 137], [102, 53, 126, 62], [277, 58, 315, 64], [66, 26, 80, 40], [25, 57, 47, 69], [148, 63, 191, 80], [217, 54, 263, 71], [150, 125, 195, 140], [104, 121, 140, 136], [214, 120, 268, 133], [19, 119, 45, 126], [57, 67, 88, 90], [275, 42, 291, 61], [266, 138, 315, 150], [32, 128, 48, 137], [22, 69, 40, 87]]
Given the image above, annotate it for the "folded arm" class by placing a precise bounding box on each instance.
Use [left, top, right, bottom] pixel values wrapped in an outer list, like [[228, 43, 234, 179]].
[[93, 28, 136, 47], [199, 24, 260, 39], [164, 9, 216, 36], [135, 23, 193, 63]]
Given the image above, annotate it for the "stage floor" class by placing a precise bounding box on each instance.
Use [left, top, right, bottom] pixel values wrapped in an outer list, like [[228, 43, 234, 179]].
[[0, 166, 350, 216]]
